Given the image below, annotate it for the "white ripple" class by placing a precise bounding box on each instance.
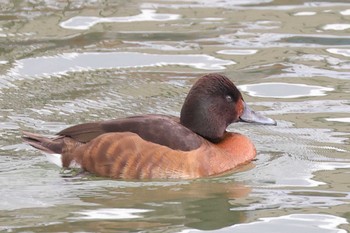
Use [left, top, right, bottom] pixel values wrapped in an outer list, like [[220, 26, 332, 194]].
[[293, 11, 316, 16], [340, 9, 350, 15], [217, 49, 258, 55], [237, 214, 348, 233], [60, 9, 180, 30], [325, 117, 350, 123], [9, 52, 234, 78], [239, 83, 333, 98], [70, 208, 152, 220], [267, 63, 350, 80], [323, 24, 350, 31], [182, 214, 348, 233], [327, 48, 350, 57]]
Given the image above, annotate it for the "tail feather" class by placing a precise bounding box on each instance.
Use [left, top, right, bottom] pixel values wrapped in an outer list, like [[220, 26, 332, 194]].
[[22, 131, 64, 154]]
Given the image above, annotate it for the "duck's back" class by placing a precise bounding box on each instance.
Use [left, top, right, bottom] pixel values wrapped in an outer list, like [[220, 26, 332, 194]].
[[58, 114, 203, 151]]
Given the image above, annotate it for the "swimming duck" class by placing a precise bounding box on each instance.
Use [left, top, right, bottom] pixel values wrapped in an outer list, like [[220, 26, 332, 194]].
[[22, 73, 276, 179]]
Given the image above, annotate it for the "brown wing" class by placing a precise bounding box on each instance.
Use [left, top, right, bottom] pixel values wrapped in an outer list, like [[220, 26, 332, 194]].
[[58, 114, 202, 151]]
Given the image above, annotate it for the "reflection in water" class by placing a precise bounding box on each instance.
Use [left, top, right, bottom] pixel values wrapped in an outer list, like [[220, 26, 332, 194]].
[[86, 181, 249, 231], [2, 180, 251, 232]]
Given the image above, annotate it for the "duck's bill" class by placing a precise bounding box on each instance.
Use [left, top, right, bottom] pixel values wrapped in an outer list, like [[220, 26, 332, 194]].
[[239, 102, 277, 125]]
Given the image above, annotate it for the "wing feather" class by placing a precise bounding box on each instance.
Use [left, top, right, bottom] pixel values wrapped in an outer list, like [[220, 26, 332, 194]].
[[57, 114, 202, 151]]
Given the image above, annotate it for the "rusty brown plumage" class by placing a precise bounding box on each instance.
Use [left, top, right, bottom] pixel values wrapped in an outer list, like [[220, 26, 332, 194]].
[[41, 132, 255, 179]]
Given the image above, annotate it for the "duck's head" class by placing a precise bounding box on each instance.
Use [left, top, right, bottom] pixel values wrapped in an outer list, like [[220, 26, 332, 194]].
[[180, 73, 276, 142]]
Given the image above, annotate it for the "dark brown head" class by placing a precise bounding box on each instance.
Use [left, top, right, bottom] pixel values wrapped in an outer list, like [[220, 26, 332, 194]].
[[180, 74, 276, 142]]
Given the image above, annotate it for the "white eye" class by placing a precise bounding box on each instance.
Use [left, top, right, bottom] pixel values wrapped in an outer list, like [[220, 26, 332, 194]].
[[225, 95, 233, 102]]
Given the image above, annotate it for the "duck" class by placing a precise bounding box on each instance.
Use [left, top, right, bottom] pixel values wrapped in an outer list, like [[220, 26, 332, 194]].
[[22, 73, 276, 179]]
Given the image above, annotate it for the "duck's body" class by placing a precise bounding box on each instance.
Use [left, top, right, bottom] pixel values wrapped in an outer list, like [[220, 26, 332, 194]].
[[22, 74, 276, 179], [23, 115, 255, 179]]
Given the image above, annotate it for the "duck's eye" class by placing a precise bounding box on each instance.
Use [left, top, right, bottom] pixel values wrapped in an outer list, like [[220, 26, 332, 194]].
[[225, 95, 233, 102]]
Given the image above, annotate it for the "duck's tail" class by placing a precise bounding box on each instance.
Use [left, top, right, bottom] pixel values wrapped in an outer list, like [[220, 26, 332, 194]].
[[22, 131, 64, 154]]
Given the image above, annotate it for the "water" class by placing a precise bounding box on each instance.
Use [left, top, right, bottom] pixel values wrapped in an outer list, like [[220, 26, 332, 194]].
[[0, 0, 350, 232]]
